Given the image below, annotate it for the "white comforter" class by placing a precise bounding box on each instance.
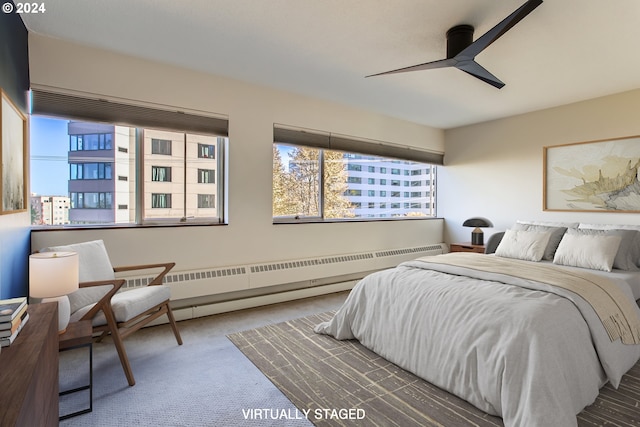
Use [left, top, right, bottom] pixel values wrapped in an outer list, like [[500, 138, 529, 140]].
[[314, 257, 640, 427]]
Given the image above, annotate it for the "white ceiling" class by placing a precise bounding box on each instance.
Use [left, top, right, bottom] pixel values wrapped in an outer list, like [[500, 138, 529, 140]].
[[19, 0, 640, 129]]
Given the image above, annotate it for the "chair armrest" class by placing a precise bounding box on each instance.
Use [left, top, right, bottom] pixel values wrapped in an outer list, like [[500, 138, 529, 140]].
[[77, 278, 126, 321], [113, 262, 175, 286]]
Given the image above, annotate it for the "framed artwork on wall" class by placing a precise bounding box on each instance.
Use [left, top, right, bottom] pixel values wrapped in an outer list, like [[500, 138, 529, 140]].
[[1, 89, 27, 214], [544, 136, 640, 212]]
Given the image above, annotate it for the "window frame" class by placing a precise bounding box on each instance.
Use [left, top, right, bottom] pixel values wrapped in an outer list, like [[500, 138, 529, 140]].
[[29, 88, 228, 228], [273, 145, 438, 223]]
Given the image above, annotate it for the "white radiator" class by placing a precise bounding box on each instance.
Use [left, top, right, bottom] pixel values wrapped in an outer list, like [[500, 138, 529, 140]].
[[118, 243, 447, 303]]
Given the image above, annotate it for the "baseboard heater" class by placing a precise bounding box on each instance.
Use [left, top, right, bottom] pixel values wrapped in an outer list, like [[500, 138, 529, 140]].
[[118, 243, 446, 323]]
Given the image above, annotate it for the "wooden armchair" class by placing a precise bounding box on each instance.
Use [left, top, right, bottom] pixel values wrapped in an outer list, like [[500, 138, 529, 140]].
[[41, 240, 182, 386]]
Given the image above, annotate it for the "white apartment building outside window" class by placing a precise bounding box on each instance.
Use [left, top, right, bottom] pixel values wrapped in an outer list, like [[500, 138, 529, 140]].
[[30, 116, 226, 226]]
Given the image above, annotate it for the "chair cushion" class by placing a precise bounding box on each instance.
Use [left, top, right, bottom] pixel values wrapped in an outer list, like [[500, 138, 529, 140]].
[[42, 240, 115, 282], [41, 240, 116, 314], [70, 286, 171, 327]]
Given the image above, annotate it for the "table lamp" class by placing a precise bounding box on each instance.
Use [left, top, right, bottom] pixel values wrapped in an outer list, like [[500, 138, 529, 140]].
[[463, 217, 493, 246], [29, 251, 79, 334]]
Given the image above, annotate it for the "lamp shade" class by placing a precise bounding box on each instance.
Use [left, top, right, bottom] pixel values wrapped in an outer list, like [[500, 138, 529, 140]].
[[29, 251, 79, 298], [462, 217, 493, 228]]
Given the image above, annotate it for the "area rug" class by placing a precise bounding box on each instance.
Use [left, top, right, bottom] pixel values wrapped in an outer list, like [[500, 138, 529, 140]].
[[228, 311, 640, 427]]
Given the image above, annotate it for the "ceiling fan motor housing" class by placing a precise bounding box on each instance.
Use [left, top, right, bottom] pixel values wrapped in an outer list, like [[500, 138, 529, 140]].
[[446, 25, 474, 58]]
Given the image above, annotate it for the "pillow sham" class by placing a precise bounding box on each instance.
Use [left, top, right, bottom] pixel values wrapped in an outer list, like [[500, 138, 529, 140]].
[[512, 223, 567, 261], [494, 229, 552, 262], [579, 223, 640, 269], [569, 228, 639, 271], [553, 231, 623, 272]]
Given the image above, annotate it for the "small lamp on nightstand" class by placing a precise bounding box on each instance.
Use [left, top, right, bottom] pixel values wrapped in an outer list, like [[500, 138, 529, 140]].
[[463, 217, 493, 246], [29, 251, 79, 334]]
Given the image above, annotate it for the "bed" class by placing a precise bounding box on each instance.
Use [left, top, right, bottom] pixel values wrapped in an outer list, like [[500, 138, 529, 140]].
[[315, 221, 640, 427]]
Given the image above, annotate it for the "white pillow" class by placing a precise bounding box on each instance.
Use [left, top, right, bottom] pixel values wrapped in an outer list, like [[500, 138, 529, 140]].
[[42, 239, 115, 282], [41, 240, 115, 314], [495, 229, 552, 262], [553, 232, 622, 272], [579, 223, 640, 269]]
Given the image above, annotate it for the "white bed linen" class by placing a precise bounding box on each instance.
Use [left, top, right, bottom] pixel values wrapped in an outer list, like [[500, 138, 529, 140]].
[[315, 258, 640, 427], [541, 260, 640, 300]]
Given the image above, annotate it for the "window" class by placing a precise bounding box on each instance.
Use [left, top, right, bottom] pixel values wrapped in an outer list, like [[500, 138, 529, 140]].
[[151, 138, 172, 155], [70, 163, 112, 180], [30, 90, 227, 226], [152, 166, 172, 182], [197, 194, 215, 208], [70, 133, 112, 151], [71, 192, 112, 209], [273, 143, 438, 220], [151, 193, 172, 208], [198, 169, 215, 184], [198, 143, 215, 159], [272, 124, 441, 220]]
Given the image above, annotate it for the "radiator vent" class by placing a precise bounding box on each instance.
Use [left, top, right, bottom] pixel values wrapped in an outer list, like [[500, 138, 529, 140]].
[[250, 253, 374, 273], [123, 266, 248, 289], [118, 243, 446, 297], [375, 244, 443, 258], [165, 267, 247, 283]]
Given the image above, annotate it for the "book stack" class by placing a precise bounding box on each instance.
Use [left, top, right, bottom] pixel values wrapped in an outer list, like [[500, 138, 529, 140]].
[[0, 297, 29, 348]]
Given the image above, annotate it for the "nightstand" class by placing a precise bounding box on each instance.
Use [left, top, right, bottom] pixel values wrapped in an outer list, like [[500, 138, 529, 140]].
[[449, 242, 486, 254]]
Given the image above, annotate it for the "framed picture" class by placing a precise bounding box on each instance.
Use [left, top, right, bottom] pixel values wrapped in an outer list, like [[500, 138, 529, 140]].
[[0, 89, 27, 214], [544, 136, 640, 212]]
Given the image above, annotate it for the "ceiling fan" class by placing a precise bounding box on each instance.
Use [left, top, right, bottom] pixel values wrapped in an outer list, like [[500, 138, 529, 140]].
[[366, 0, 543, 89]]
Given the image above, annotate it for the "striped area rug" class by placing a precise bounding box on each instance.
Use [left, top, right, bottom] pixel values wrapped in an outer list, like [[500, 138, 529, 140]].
[[228, 311, 640, 427]]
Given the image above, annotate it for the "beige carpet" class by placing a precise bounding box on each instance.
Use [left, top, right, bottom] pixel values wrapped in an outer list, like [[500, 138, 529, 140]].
[[228, 311, 640, 427]]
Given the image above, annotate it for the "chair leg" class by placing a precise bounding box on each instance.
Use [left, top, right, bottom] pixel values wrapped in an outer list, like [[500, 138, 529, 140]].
[[103, 307, 136, 386], [165, 303, 183, 346]]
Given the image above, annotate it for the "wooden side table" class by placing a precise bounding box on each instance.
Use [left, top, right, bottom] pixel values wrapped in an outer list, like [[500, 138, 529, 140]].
[[450, 242, 486, 254], [59, 320, 93, 420], [0, 303, 59, 427]]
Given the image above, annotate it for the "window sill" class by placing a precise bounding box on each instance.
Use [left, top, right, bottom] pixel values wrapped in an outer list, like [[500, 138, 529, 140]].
[[273, 217, 441, 225]]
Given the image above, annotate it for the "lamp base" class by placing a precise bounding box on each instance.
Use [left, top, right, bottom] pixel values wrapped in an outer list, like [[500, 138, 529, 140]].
[[471, 228, 484, 246], [41, 295, 71, 334]]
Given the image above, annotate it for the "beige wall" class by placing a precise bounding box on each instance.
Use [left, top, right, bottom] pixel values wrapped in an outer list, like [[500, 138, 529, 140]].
[[440, 89, 640, 244], [29, 34, 444, 272]]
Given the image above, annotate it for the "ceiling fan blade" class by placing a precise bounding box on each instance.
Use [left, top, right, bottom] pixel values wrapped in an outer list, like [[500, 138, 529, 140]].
[[366, 58, 457, 78], [457, 0, 543, 60], [456, 60, 505, 89]]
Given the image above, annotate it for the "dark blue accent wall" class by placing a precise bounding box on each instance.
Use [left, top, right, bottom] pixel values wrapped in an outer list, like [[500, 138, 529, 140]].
[[0, 4, 31, 299]]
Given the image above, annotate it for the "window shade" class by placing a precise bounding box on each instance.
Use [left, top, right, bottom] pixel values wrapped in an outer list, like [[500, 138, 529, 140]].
[[31, 89, 228, 136], [273, 125, 443, 165]]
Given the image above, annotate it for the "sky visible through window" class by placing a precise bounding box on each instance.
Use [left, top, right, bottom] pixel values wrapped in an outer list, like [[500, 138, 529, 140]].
[[30, 116, 69, 196]]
